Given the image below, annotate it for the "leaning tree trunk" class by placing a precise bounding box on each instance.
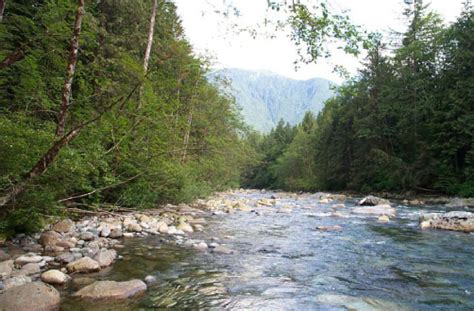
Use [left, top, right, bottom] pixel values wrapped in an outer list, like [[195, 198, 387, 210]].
[[0, 0, 6, 22], [56, 0, 85, 137]]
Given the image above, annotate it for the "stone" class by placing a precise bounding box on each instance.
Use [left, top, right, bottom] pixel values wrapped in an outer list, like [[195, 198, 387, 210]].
[[316, 225, 343, 232], [352, 204, 396, 217], [358, 195, 390, 206], [15, 254, 43, 266], [94, 249, 117, 268], [55, 252, 76, 264], [213, 245, 233, 254], [123, 232, 134, 238], [318, 198, 331, 204], [194, 242, 208, 251], [257, 199, 274, 206], [0, 260, 14, 279], [127, 223, 143, 232], [378, 215, 390, 223], [80, 232, 95, 241], [39, 231, 62, 247], [331, 203, 345, 209], [0, 249, 10, 261], [234, 202, 252, 212], [156, 221, 169, 234], [420, 211, 474, 233], [52, 219, 74, 233], [66, 257, 101, 273], [0, 282, 60, 311], [72, 280, 147, 300], [18, 262, 41, 276], [100, 226, 111, 237], [56, 240, 75, 249], [137, 214, 152, 223], [41, 269, 70, 285], [71, 277, 96, 289], [176, 222, 193, 233], [3, 275, 32, 290], [144, 275, 157, 285], [109, 228, 123, 239]]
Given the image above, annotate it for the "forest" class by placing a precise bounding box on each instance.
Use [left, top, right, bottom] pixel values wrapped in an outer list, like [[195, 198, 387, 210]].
[[243, 2, 474, 197], [0, 0, 254, 233]]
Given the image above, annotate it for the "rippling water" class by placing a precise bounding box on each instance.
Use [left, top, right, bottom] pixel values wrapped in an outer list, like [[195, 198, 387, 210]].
[[61, 191, 474, 310]]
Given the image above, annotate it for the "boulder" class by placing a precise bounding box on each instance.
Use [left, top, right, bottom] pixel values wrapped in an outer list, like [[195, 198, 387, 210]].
[[352, 204, 396, 217], [358, 195, 390, 206], [420, 211, 474, 233], [56, 240, 75, 249], [18, 262, 41, 276], [52, 219, 74, 233], [3, 275, 32, 290], [0, 282, 60, 311], [80, 232, 95, 241], [176, 222, 193, 233], [55, 252, 76, 264], [94, 249, 117, 268], [15, 254, 43, 266], [100, 226, 111, 237], [66, 257, 101, 273], [109, 228, 123, 239], [72, 280, 147, 300], [155, 221, 169, 234], [0, 259, 14, 279], [41, 269, 70, 285], [127, 223, 142, 232], [144, 275, 157, 285], [39, 231, 62, 247]]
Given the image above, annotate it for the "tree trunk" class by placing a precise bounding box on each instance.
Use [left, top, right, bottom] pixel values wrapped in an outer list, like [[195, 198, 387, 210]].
[[143, 0, 158, 73], [0, 0, 6, 22], [0, 50, 24, 70], [56, 0, 85, 137]]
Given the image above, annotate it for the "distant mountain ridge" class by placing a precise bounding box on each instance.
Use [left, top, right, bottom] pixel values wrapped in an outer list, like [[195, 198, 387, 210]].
[[209, 68, 335, 132]]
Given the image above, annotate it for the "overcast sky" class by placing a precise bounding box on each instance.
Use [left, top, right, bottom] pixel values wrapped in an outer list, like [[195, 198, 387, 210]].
[[174, 0, 466, 83]]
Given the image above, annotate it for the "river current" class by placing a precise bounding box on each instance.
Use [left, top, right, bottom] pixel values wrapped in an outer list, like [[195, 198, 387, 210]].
[[62, 191, 474, 310]]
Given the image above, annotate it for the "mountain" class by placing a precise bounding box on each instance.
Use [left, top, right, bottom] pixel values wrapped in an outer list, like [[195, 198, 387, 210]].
[[210, 68, 335, 132]]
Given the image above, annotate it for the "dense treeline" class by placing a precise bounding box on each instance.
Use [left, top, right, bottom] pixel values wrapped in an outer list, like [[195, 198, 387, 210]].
[[243, 3, 474, 197], [0, 0, 253, 233]]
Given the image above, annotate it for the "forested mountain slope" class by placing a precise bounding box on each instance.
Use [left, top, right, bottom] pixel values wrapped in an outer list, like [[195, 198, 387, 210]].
[[210, 69, 334, 132]]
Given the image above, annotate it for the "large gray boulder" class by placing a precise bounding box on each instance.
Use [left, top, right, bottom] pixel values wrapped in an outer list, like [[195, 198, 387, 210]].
[[72, 280, 147, 300], [420, 211, 474, 233], [0, 282, 60, 311], [358, 195, 390, 206]]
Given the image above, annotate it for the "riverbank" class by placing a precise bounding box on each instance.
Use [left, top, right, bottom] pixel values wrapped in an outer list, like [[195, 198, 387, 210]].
[[0, 189, 473, 310]]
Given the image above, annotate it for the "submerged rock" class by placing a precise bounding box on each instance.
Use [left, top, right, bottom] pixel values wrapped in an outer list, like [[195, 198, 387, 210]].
[[72, 280, 147, 300], [315, 225, 343, 232], [358, 195, 390, 206], [420, 211, 474, 233], [0, 282, 60, 311], [352, 204, 396, 217]]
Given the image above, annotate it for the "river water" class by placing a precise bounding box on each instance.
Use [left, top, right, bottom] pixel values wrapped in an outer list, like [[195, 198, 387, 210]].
[[62, 191, 474, 310]]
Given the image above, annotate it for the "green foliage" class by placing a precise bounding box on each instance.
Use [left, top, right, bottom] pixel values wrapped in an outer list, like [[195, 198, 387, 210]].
[[244, 3, 474, 197], [0, 0, 254, 234]]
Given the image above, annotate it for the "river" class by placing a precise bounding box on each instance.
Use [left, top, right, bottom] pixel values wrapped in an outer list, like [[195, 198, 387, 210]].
[[61, 190, 474, 310]]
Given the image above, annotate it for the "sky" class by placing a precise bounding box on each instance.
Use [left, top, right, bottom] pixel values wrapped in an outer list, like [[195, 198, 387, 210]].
[[174, 0, 466, 83]]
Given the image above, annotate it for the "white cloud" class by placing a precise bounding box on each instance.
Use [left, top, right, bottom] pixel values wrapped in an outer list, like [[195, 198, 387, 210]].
[[174, 0, 465, 83]]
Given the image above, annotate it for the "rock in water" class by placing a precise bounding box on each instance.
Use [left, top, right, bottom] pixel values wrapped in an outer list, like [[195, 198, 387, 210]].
[[177, 222, 193, 233], [213, 245, 234, 254], [41, 269, 70, 285], [66, 257, 101, 273], [358, 195, 390, 206], [315, 225, 343, 232], [94, 249, 117, 268], [72, 280, 147, 300], [378, 215, 390, 223], [420, 211, 474, 233], [0, 282, 60, 311], [352, 204, 396, 217], [0, 260, 14, 279]]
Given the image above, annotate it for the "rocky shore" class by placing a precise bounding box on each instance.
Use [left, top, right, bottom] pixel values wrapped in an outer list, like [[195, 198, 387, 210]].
[[0, 190, 472, 310]]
